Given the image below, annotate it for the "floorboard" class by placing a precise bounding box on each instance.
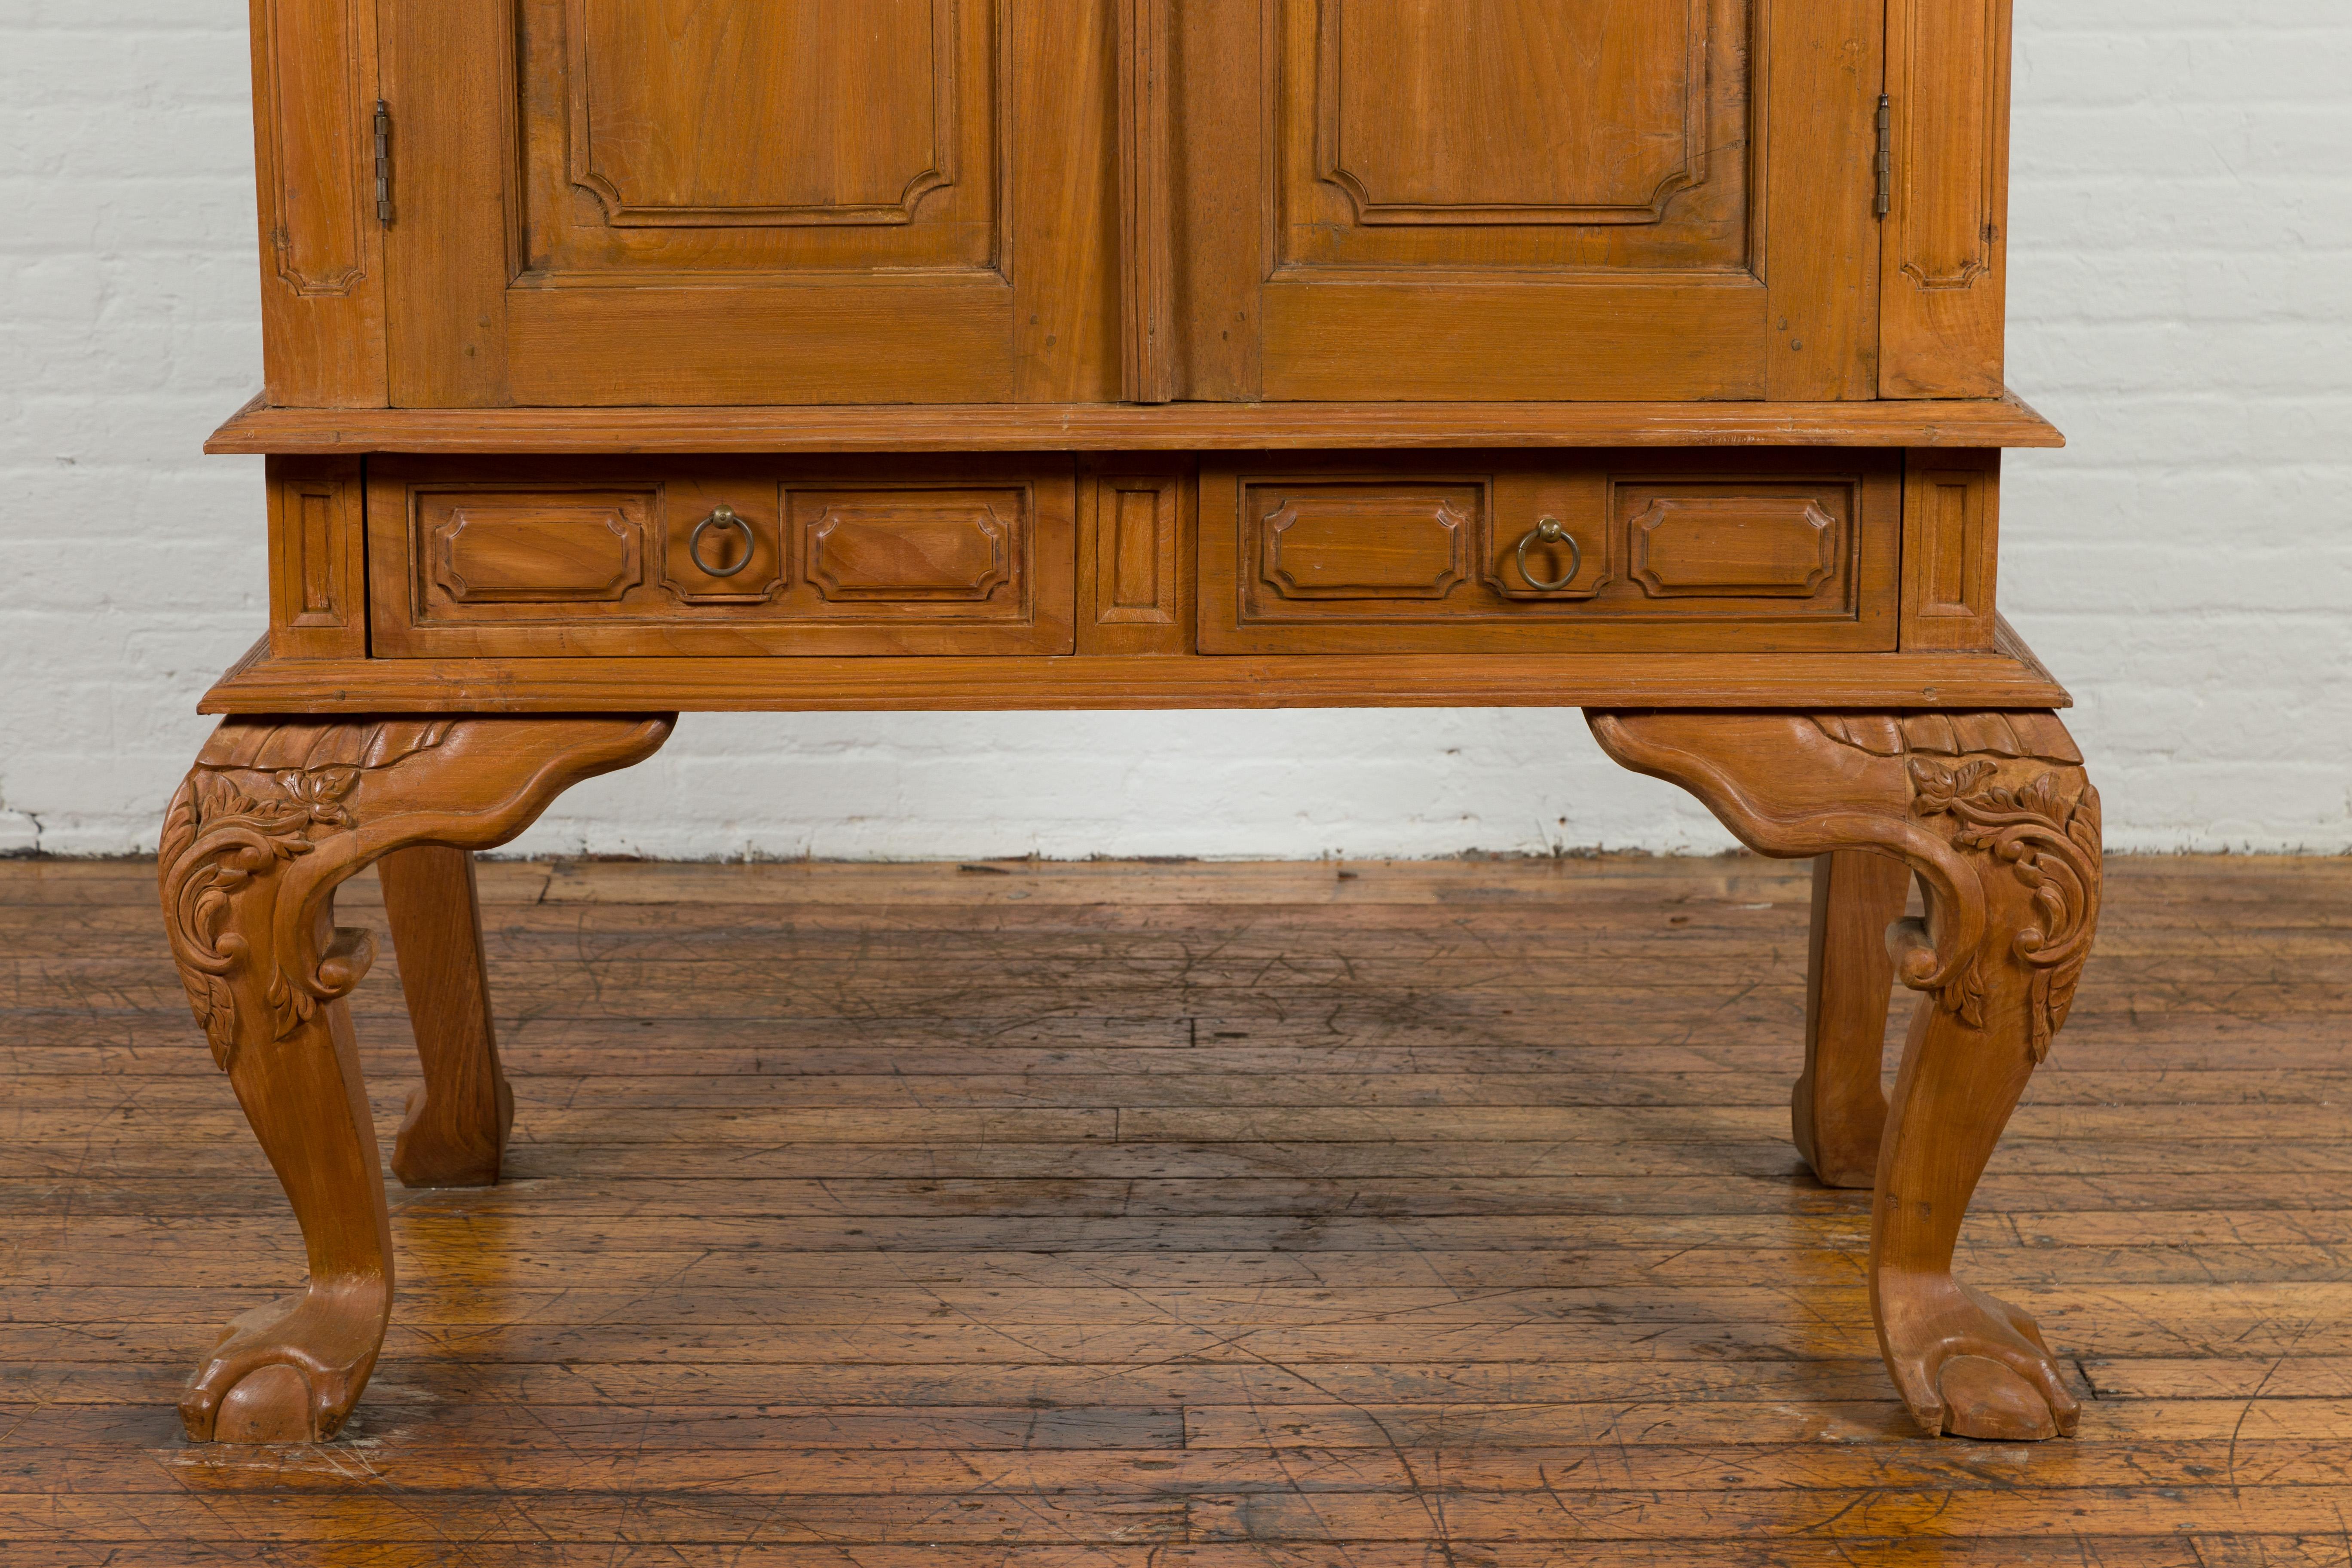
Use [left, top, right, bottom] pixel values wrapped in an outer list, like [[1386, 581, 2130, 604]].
[[0, 852, 2347, 1564]]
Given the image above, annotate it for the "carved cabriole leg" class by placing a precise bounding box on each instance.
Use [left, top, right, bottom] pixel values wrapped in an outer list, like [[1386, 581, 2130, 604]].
[[383, 847, 511, 1188], [1589, 710, 2102, 1442], [159, 715, 674, 1442], [1795, 849, 1912, 1189]]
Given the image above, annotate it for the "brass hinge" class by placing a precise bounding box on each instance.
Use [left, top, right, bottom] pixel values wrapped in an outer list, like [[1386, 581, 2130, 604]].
[[373, 100, 393, 227], [1874, 95, 1893, 217]]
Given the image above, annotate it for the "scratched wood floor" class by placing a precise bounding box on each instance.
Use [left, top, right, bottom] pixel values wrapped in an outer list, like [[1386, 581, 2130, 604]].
[[3, 854, 2351, 1565]]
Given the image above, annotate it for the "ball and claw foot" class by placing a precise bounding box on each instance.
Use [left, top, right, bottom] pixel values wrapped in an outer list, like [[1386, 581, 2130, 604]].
[[178, 1286, 386, 1444], [1881, 1276, 2082, 1442]]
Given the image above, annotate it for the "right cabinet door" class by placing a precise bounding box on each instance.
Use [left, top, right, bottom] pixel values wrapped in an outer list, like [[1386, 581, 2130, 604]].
[[1177, 0, 1883, 403]]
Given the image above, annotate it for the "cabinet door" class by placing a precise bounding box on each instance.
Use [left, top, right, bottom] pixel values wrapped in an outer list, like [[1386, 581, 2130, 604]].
[[383, 0, 1116, 407], [1174, 0, 1884, 402]]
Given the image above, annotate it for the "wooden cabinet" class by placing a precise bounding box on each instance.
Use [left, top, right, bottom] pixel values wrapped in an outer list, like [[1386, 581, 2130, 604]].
[[254, 0, 2015, 413], [171, 0, 2109, 1456]]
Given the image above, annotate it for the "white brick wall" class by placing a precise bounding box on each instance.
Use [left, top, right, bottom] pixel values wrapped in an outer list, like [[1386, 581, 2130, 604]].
[[3, 3, 2347, 859]]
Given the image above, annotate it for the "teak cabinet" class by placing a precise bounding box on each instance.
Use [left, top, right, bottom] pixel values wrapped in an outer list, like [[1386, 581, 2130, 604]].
[[167, 0, 2108, 1451]]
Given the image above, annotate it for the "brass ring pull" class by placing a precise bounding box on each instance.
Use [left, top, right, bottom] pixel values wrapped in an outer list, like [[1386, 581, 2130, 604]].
[[1515, 518, 1582, 592], [689, 504, 754, 579]]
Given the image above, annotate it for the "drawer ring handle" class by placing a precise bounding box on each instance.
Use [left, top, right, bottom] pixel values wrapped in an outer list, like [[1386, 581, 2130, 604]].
[[689, 504, 755, 579], [1515, 518, 1583, 593]]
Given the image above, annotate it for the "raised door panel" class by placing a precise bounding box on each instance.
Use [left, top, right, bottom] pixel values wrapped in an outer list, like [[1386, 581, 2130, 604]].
[[1288, 0, 1741, 268], [528, 0, 987, 274], [385, 0, 1115, 407], [1223, 0, 1882, 402], [1625, 490, 1841, 598]]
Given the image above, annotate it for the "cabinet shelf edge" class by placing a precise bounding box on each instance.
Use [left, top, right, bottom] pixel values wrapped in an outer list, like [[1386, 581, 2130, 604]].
[[199, 639, 2073, 717], [205, 395, 2066, 456]]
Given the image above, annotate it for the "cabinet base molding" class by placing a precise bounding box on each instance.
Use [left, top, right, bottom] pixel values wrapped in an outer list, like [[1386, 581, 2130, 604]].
[[202, 627, 2069, 717]]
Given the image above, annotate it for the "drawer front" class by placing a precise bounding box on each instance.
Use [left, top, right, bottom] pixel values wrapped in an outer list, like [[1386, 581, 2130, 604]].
[[1199, 453, 1900, 654], [368, 457, 1075, 657]]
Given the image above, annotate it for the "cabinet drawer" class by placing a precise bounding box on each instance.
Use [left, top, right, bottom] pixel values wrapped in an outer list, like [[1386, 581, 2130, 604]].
[[1199, 453, 1900, 654], [368, 457, 1075, 657]]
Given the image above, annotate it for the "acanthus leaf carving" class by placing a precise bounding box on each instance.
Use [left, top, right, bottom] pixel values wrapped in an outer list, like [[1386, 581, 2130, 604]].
[[1906, 757, 2103, 1063], [1598, 710, 2102, 1069], [161, 716, 678, 1082], [160, 770, 350, 1071], [157, 726, 432, 1071]]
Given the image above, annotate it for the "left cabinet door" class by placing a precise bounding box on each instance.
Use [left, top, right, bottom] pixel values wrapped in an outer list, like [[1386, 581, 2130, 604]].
[[382, 0, 1117, 407]]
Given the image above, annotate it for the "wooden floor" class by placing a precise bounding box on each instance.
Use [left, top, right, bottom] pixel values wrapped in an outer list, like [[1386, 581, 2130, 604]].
[[2, 853, 2350, 1565]]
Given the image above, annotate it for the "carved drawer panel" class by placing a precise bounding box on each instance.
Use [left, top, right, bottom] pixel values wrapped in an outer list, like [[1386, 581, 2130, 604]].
[[369, 457, 1074, 657], [1200, 452, 1900, 654], [423, 490, 649, 604]]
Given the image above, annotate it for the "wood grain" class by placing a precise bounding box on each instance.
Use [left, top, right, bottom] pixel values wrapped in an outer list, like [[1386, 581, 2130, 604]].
[[203, 394, 2069, 455], [1881, 0, 2015, 398], [1252, 0, 1874, 402], [1166, 0, 1259, 400], [1794, 848, 1912, 1188], [262, 455, 367, 659], [197, 631, 2072, 715], [378, 845, 510, 1188], [245, 0, 386, 406], [361, 455, 1080, 659], [8, 851, 2350, 1556], [1115, 0, 1175, 403], [1012, 0, 1120, 404], [1196, 450, 1902, 656], [1762, 0, 1883, 400], [1262, 280, 1770, 403], [383, 0, 1105, 407], [1902, 447, 2003, 650], [155, 716, 674, 1441]]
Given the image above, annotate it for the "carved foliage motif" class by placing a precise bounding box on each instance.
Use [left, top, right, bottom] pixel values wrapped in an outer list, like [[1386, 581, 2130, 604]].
[[1908, 759, 2102, 1063], [1812, 713, 2101, 1063], [157, 724, 450, 1071]]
